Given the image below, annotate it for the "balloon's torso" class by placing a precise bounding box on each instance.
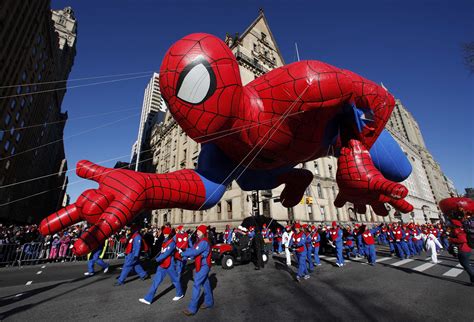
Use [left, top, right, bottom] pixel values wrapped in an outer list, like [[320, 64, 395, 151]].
[[160, 33, 394, 170]]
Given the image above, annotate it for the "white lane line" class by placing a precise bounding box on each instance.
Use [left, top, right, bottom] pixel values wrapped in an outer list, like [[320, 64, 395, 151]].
[[351, 257, 363, 261], [15, 293, 23, 297], [413, 262, 436, 272], [456, 264, 462, 268], [318, 255, 327, 258], [390, 259, 414, 267], [443, 267, 464, 277], [41, 265, 46, 269], [376, 257, 392, 263], [36, 271, 42, 275], [25, 281, 32, 285]]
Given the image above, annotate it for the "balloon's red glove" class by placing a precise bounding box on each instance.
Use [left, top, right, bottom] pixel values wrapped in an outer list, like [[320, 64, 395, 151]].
[[334, 140, 413, 216], [39, 160, 206, 256]]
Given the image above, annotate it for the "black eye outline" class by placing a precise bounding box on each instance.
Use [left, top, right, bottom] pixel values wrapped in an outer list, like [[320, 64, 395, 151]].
[[175, 57, 217, 105]]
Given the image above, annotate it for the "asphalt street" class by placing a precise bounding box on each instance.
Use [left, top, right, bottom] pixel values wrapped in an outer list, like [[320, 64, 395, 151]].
[[0, 247, 473, 322]]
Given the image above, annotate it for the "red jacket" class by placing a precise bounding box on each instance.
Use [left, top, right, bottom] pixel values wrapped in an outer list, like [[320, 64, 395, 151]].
[[362, 231, 375, 245], [449, 228, 472, 253]]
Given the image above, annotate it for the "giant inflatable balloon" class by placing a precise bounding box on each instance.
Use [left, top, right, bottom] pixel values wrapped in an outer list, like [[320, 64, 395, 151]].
[[40, 33, 413, 256], [439, 197, 474, 218]]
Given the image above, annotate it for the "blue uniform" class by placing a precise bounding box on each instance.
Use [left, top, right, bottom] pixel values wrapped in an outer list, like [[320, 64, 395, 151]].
[[181, 238, 214, 314], [327, 227, 344, 266], [311, 232, 321, 265], [87, 244, 109, 273], [290, 231, 307, 278], [144, 237, 183, 302], [117, 232, 147, 284], [305, 232, 314, 272]]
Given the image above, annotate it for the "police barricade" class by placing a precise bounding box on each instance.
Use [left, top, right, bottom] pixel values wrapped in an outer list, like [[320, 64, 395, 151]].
[[17, 242, 44, 266], [0, 243, 22, 266]]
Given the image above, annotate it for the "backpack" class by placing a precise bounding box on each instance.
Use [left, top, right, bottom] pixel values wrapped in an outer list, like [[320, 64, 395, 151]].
[[463, 217, 474, 249]]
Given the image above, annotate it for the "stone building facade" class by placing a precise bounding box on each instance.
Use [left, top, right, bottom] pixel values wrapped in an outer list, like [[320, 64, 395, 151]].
[[0, 2, 76, 223], [148, 10, 454, 228]]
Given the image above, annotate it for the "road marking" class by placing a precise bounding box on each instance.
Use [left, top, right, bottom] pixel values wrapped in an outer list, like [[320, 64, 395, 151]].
[[41, 265, 46, 269], [376, 257, 392, 263], [318, 255, 327, 258], [390, 259, 414, 267], [36, 271, 42, 275], [443, 267, 464, 277], [25, 281, 32, 285], [351, 257, 363, 261], [413, 262, 436, 272], [15, 293, 23, 298], [456, 264, 462, 268]]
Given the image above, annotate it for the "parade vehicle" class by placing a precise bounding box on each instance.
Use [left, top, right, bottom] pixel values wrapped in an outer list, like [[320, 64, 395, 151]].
[[211, 240, 269, 269]]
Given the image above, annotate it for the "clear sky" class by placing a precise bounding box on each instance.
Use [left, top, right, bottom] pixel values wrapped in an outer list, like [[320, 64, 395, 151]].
[[51, 0, 473, 202]]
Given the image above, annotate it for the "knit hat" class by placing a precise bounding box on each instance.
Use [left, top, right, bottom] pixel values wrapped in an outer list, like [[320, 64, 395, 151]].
[[332, 221, 337, 227], [196, 225, 207, 236], [163, 227, 172, 235], [177, 225, 184, 231], [294, 223, 301, 229]]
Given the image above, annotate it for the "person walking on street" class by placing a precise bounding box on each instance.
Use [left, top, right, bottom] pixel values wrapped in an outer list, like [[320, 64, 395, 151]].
[[84, 240, 109, 276], [181, 225, 214, 316], [448, 219, 473, 285], [282, 225, 293, 266], [139, 226, 183, 305]]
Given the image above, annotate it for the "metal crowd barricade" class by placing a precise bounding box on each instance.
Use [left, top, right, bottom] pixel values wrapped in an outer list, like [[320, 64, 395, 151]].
[[0, 243, 22, 266], [0, 239, 127, 268], [17, 242, 44, 266]]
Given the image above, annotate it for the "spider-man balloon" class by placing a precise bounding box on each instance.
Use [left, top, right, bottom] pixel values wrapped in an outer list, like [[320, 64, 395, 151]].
[[40, 33, 414, 256]]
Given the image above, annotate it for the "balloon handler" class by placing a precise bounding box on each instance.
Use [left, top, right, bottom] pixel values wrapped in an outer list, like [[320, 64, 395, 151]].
[[39, 33, 414, 263], [180, 225, 214, 316], [84, 239, 109, 276], [115, 225, 149, 286], [139, 226, 183, 305]]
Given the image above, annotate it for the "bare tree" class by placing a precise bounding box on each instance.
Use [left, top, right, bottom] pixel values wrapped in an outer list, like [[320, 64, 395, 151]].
[[462, 42, 474, 73]]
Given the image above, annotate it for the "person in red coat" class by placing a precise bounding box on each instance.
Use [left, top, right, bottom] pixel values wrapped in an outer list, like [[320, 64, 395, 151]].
[[174, 225, 190, 276], [449, 219, 473, 285], [140, 226, 183, 304]]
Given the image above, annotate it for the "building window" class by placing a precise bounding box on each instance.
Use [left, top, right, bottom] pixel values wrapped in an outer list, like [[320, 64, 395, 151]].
[[4, 114, 11, 126], [332, 186, 337, 198], [163, 213, 168, 223], [261, 32, 267, 41], [317, 183, 323, 198], [0, 131, 4, 141], [328, 165, 333, 178], [10, 146, 15, 155], [200, 211, 204, 222], [314, 161, 319, 175], [15, 112, 20, 121], [21, 71, 27, 81], [320, 206, 325, 217], [16, 86, 21, 94], [226, 200, 232, 219], [217, 202, 221, 213]]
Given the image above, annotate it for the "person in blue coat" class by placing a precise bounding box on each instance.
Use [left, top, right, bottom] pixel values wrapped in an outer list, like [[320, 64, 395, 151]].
[[84, 240, 109, 276], [139, 226, 183, 305], [327, 221, 344, 267], [182, 225, 214, 316], [115, 225, 148, 286]]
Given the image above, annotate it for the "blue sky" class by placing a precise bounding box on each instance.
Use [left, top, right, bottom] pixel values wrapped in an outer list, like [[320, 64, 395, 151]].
[[51, 0, 473, 201]]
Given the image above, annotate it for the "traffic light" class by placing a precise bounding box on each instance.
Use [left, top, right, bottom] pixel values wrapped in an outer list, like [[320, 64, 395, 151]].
[[300, 196, 305, 204], [306, 197, 313, 204]]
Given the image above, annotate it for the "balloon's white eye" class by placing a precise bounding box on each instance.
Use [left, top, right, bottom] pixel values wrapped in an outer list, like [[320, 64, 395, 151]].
[[176, 59, 216, 104]]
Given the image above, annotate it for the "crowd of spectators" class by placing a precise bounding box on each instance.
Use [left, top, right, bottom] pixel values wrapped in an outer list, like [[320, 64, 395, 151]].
[[0, 222, 223, 266]]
